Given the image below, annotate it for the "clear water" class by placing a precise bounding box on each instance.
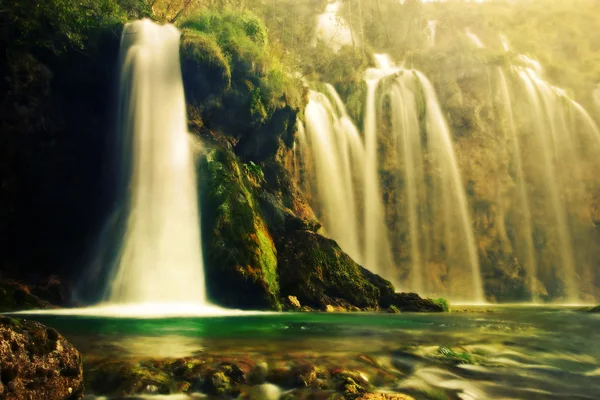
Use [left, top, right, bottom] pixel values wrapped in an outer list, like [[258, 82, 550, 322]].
[[16, 307, 600, 399]]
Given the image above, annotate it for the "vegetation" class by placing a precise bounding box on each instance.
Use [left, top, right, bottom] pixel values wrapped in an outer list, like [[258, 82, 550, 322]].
[[199, 148, 280, 309], [180, 8, 304, 160], [433, 298, 450, 312]]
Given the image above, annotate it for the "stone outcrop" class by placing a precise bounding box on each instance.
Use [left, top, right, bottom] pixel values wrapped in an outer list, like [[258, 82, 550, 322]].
[[0, 317, 83, 400]]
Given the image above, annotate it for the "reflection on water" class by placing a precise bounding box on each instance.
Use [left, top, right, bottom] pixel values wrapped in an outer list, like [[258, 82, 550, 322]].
[[17, 307, 600, 399]]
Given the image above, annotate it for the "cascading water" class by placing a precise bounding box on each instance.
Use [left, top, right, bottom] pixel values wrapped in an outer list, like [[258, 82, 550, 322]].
[[108, 20, 207, 306], [314, 0, 355, 52], [297, 55, 484, 301], [493, 35, 600, 302], [366, 55, 483, 302], [300, 88, 367, 265], [427, 20, 437, 48]]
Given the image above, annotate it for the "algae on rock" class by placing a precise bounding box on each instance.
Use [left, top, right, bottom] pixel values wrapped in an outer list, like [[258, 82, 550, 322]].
[[199, 147, 280, 309]]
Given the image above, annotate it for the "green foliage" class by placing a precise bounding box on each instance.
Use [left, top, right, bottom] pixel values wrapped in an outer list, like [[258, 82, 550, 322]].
[[181, 29, 232, 87], [433, 298, 450, 312], [2, 0, 132, 54], [180, 8, 304, 138], [200, 148, 280, 309], [243, 161, 265, 183]]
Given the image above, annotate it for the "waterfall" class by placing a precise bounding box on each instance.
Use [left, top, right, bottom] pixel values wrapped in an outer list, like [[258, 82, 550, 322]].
[[495, 34, 600, 302], [297, 55, 484, 301], [427, 20, 438, 48], [497, 68, 538, 301], [465, 28, 484, 49], [364, 55, 483, 302], [108, 20, 207, 305], [300, 89, 366, 265], [314, 1, 355, 52]]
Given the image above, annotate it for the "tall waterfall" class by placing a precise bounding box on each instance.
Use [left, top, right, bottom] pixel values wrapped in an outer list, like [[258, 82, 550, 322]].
[[108, 20, 207, 305], [495, 35, 600, 302], [301, 88, 369, 266], [366, 55, 483, 302], [297, 55, 484, 301]]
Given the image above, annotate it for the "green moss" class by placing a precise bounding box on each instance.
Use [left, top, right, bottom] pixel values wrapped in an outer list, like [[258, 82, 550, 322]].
[[199, 148, 280, 309], [278, 231, 382, 310], [181, 29, 231, 88], [180, 8, 304, 160], [433, 298, 450, 312]]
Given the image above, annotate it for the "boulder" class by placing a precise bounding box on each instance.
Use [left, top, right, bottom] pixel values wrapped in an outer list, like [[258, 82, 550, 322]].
[[0, 317, 83, 400], [277, 231, 381, 310]]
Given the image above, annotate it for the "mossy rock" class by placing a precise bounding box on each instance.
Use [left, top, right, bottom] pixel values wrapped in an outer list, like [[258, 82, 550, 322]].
[[277, 230, 381, 310], [180, 29, 231, 106], [199, 147, 280, 309]]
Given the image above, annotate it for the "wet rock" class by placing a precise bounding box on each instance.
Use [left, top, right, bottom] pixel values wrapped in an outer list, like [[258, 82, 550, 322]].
[[287, 295, 302, 309], [332, 369, 374, 399], [357, 394, 415, 400], [206, 370, 231, 395], [292, 364, 318, 387], [386, 293, 445, 313], [249, 360, 269, 384], [267, 367, 294, 387], [85, 359, 171, 396], [0, 280, 57, 312], [0, 316, 83, 400], [199, 148, 280, 310], [387, 306, 400, 313], [278, 230, 382, 310], [241, 383, 282, 399]]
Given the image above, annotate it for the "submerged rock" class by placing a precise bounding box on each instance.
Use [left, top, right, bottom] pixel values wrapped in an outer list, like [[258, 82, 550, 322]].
[[0, 316, 83, 400], [357, 394, 415, 400]]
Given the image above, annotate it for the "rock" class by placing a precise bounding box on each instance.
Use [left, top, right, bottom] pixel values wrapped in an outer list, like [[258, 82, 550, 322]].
[[278, 231, 382, 310], [206, 371, 231, 395], [241, 383, 282, 400], [386, 306, 400, 313], [85, 359, 171, 396], [287, 295, 301, 309], [385, 293, 445, 313], [291, 364, 318, 387], [357, 394, 415, 400], [587, 305, 600, 313], [0, 280, 58, 313], [0, 317, 83, 400], [199, 148, 280, 310], [249, 361, 269, 384]]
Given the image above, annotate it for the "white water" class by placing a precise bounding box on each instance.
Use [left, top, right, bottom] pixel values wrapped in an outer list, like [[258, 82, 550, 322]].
[[314, 1, 355, 52], [107, 20, 208, 306], [363, 54, 483, 301], [301, 89, 365, 264], [497, 68, 538, 301], [298, 55, 484, 301], [465, 28, 484, 49], [427, 20, 438, 48], [495, 34, 600, 302]]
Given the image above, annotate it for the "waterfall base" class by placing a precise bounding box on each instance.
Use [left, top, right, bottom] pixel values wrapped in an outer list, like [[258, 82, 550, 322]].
[[9, 303, 265, 318]]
